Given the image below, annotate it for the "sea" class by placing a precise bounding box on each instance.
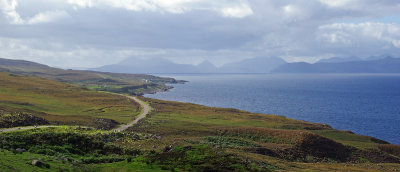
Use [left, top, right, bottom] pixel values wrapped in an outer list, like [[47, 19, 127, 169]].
[[144, 74, 400, 145]]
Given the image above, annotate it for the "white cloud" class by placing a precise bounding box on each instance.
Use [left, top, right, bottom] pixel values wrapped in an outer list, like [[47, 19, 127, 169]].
[[27, 10, 69, 24], [67, 0, 253, 18], [392, 40, 400, 48], [318, 22, 400, 48], [221, 3, 253, 18], [0, 0, 24, 24], [0, 0, 69, 25], [319, 0, 353, 7]]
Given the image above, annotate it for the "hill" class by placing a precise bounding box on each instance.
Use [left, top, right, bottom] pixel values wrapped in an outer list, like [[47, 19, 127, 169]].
[[93, 56, 286, 74], [0, 72, 140, 127], [94, 57, 218, 74], [273, 57, 400, 73], [0, 58, 181, 95], [0, 59, 399, 171], [0, 70, 399, 171], [219, 56, 286, 73], [0, 93, 399, 171]]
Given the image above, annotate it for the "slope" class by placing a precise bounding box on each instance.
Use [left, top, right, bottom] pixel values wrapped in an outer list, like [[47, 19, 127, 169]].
[[0, 58, 181, 95], [0, 72, 140, 127]]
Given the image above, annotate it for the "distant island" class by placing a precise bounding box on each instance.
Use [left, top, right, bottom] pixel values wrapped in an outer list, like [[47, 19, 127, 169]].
[[92, 56, 400, 74], [273, 57, 400, 73]]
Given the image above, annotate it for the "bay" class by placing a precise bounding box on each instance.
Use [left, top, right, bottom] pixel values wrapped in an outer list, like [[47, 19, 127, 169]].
[[145, 74, 400, 144]]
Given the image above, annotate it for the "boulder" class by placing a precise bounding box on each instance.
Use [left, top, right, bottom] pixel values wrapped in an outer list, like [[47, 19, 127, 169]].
[[32, 160, 43, 167]]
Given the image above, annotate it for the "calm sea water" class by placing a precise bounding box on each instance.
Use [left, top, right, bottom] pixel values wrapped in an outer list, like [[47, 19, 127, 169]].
[[145, 74, 400, 144]]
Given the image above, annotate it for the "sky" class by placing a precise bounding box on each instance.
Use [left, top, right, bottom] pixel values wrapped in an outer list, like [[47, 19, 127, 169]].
[[0, 0, 399, 68]]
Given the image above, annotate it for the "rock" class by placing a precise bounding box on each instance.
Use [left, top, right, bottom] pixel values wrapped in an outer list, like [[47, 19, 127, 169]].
[[183, 145, 192, 151], [92, 118, 120, 130], [32, 160, 43, 167], [162, 145, 173, 152], [168, 148, 175, 153], [15, 148, 26, 153]]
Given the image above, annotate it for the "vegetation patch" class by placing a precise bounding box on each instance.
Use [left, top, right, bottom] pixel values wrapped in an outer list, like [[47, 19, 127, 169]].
[[0, 111, 49, 128], [216, 127, 306, 145], [91, 118, 120, 130], [0, 72, 140, 124], [145, 145, 260, 171], [290, 133, 352, 162], [203, 136, 260, 148], [0, 129, 141, 163], [379, 144, 400, 157]]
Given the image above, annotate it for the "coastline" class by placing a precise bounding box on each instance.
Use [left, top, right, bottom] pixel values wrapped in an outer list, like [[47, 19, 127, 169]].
[[138, 79, 187, 96], [144, 75, 398, 145]]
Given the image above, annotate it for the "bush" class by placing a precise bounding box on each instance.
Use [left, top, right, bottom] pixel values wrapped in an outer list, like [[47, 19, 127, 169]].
[[378, 144, 400, 157], [203, 136, 260, 148], [146, 145, 254, 171]]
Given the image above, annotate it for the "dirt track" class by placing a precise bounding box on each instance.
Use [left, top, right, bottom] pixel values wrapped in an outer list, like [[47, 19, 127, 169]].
[[0, 95, 149, 133]]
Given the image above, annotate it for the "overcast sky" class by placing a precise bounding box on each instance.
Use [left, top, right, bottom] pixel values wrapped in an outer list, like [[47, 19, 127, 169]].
[[0, 0, 399, 68]]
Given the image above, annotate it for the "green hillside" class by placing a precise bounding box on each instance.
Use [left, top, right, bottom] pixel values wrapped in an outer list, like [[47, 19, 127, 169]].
[[0, 72, 139, 126], [0, 58, 182, 95], [0, 70, 399, 171]]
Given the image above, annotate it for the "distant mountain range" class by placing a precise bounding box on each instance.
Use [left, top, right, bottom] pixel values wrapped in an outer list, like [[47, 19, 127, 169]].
[[273, 57, 400, 73], [3, 56, 400, 75], [94, 55, 400, 74], [93, 56, 287, 74]]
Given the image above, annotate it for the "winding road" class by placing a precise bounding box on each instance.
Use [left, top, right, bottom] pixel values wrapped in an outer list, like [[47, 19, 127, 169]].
[[0, 95, 150, 133], [113, 96, 151, 132]]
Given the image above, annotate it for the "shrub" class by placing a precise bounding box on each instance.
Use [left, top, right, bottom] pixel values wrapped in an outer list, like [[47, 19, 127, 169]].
[[378, 144, 400, 157]]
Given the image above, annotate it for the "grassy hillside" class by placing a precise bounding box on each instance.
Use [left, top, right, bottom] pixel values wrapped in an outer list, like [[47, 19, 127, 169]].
[[0, 97, 399, 171], [0, 72, 139, 126], [126, 97, 400, 171], [0, 66, 399, 171], [0, 58, 183, 95]]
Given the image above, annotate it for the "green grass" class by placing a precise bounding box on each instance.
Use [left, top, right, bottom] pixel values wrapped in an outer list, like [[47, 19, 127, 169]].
[[83, 157, 165, 172], [0, 72, 139, 125], [311, 130, 382, 149], [0, 149, 74, 171]]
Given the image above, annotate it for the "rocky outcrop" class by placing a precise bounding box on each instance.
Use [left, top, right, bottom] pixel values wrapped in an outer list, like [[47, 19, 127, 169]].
[[92, 118, 120, 130], [0, 111, 49, 128]]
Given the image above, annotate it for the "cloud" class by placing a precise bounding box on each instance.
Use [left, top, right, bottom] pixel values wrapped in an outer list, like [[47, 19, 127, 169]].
[[0, 0, 69, 25], [67, 0, 253, 18], [0, 0, 399, 68], [27, 10, 69, 24], [220, 3, 253, 18], [0, 0, 24, 24], [318, 22, 400, 48], [319, 0, 353, 7]]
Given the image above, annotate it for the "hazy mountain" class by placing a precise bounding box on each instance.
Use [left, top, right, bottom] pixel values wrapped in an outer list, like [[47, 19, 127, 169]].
[[273, 57, 400, 73], [316, 56, 362, 63], [196, 60, 218, 73], [0, 58, 50, 68], [219, 57, 287, 73], [94, 56, 286, 74], [94, 57, 218, 73], [316, 55, 387, 63]]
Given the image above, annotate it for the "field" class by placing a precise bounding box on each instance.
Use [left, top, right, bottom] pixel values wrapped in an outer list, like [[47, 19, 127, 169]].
[[0, 72, 139, 126]]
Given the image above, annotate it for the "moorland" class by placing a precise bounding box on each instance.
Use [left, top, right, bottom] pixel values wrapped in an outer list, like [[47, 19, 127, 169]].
[[0, 58, 399, 171]]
